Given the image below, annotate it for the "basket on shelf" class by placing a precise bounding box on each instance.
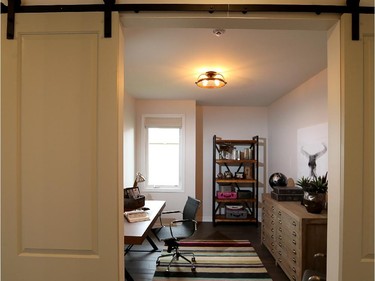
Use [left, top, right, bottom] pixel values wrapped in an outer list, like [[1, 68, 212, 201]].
[[124, 187, 145, 211]]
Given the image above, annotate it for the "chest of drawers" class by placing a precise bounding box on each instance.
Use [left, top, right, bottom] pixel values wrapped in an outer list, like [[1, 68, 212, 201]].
[[261, 193, 327, 281]]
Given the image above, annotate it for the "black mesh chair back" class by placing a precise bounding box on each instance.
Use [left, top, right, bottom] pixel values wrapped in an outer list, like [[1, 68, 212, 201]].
[[182, 196, 200, 220], [152, 196, 201, 272]]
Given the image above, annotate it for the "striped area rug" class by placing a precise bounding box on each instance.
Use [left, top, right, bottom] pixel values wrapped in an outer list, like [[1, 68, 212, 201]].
[[153, 240, 272, 280]]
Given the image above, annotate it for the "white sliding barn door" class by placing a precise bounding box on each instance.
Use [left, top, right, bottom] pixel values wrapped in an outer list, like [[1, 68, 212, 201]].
[[339, 13, 374, 281], [1, 12, 124, 281]]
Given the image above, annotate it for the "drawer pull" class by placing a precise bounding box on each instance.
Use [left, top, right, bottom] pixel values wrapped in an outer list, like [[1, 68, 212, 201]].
[[278, 251, 282, 255], [279, 242, 282, 247], [278, 211, 282, 215], [271, 242, 274, 246], [292, 267, 296, 273], [292, 257, 296, 263], [271, 214, 274, 218], [278, 259, 282, 263], [279, 220, 282, 224], [271, 234, 274, 239], [292, 221, 296, 226], [292, 231, 297, 237], [279, 235, 282, 240], [271, 228, 274, 232], [279, 227, 282, 232], [293, 249, 297, 255], [292, 239, 296, 245], [292, 276, 296, 280]]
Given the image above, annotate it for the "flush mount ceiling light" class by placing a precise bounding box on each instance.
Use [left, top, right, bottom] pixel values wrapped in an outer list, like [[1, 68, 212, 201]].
[[213, 28, 225, 37], [195, 71, 227, 89]]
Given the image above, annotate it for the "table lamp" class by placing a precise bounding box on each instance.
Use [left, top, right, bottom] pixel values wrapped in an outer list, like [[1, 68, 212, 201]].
[[133, 172, 146, 188]]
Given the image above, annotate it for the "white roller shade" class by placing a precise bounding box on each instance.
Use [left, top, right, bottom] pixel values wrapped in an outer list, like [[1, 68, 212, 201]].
[[144, 117, 183, 128]]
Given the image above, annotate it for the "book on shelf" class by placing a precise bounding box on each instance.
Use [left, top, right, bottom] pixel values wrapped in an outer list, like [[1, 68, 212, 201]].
[[124, 210, 150, 223]]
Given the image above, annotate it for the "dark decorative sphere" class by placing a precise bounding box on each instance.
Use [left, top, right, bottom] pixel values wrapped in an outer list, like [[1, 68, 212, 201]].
[[269, 173, 287, 188]]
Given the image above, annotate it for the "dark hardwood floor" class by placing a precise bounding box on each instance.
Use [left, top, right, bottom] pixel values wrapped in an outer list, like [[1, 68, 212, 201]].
[[125, 222, 289, 281]]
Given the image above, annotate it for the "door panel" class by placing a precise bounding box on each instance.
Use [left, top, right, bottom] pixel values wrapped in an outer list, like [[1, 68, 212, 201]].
[[20, 33, 98, 256], [1, 12, 124, 281], [340, 13, 374, 281]]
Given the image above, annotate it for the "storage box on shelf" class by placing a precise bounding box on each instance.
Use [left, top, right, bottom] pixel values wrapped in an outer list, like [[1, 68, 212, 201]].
[[212, 135, 262, 225], [271, 186, 304, 202], [225, 205, 248, 219], [261, 193, 327, 281], [217, 191, 237, 199]]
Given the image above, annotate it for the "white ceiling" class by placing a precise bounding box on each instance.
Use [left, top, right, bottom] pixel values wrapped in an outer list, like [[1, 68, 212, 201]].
[[2, 1, 373, 106], [121, 14, 331, 106]]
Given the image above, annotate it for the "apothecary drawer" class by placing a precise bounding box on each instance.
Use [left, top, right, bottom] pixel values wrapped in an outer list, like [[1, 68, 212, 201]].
[[277, 213, 299, 231], [276, 231, 300, 250], [262, 193, 327, 281]]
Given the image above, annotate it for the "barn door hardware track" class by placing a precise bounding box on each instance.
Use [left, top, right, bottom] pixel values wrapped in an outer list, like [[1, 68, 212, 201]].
[[2, 0, 374, 40]]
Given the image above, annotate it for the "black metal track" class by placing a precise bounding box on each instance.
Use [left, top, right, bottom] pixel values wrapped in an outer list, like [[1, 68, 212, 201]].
[[1, 3, 374, 14], [2, 2, 374, 40]]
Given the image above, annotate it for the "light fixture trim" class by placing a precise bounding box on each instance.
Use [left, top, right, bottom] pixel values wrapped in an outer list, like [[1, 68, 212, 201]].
[[213, 28, 226, 37], [195, 71, 227, 89]]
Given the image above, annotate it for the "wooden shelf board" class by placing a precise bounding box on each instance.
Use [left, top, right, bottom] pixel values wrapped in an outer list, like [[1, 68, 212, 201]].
[[216, 179, 257, 184], [216, 139, 257, 145], [216, 198, 256, 203], [216, 159, 257, 165], [214, 215, 257, 223]]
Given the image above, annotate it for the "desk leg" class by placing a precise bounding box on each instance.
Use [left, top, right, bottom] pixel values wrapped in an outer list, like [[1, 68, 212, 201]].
[[124, 237, 159, 281], [125, 244, 134, 255], [125, 268, 134, 281], [146, 235, 159, 251]]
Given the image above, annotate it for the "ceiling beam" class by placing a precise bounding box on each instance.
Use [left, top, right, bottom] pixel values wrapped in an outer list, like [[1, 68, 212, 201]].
[[2, 2, 374, 40]]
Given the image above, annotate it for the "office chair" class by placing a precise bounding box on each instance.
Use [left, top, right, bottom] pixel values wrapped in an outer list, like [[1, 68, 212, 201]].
[[302, 253, 327, 281], [152, 196, 201, 272]]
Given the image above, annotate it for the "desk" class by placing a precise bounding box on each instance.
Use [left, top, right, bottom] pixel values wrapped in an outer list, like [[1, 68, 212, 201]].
[[124, 200, 166, 281], [124, 200, 166, 244]]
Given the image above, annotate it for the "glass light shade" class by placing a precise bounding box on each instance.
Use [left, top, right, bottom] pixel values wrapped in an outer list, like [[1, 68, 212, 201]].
[[195, 71, 227, 89]]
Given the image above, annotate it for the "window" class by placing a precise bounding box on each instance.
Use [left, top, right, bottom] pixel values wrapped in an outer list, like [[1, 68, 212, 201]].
[[142, 115, 184, 192]]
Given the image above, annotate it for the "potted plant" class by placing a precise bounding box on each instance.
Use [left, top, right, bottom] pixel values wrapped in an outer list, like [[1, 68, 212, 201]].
[[296, 172, 328, 214]]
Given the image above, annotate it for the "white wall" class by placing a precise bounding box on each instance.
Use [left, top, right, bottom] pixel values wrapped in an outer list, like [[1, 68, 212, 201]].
[[131, 70, 327, 222], [123, 93, 136, 187], [199, 70, 327, 222], [200, 106, 268, 221], [268, 69, 328, 181], [135, 100, 196, 212]]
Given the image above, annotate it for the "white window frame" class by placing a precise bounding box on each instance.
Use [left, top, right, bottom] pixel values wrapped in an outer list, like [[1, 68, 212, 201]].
[[141, 114, 185, 193]]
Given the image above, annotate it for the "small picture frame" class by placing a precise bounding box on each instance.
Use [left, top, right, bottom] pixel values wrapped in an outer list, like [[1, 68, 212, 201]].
[[244, 167, 253, 179], [124, 187, 141, 199]]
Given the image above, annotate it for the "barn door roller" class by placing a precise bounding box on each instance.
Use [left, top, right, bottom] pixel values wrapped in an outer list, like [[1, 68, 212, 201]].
[[104, 0, 115, 38], [6, 0, 20, 39], [347, 0, 360, 40]]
